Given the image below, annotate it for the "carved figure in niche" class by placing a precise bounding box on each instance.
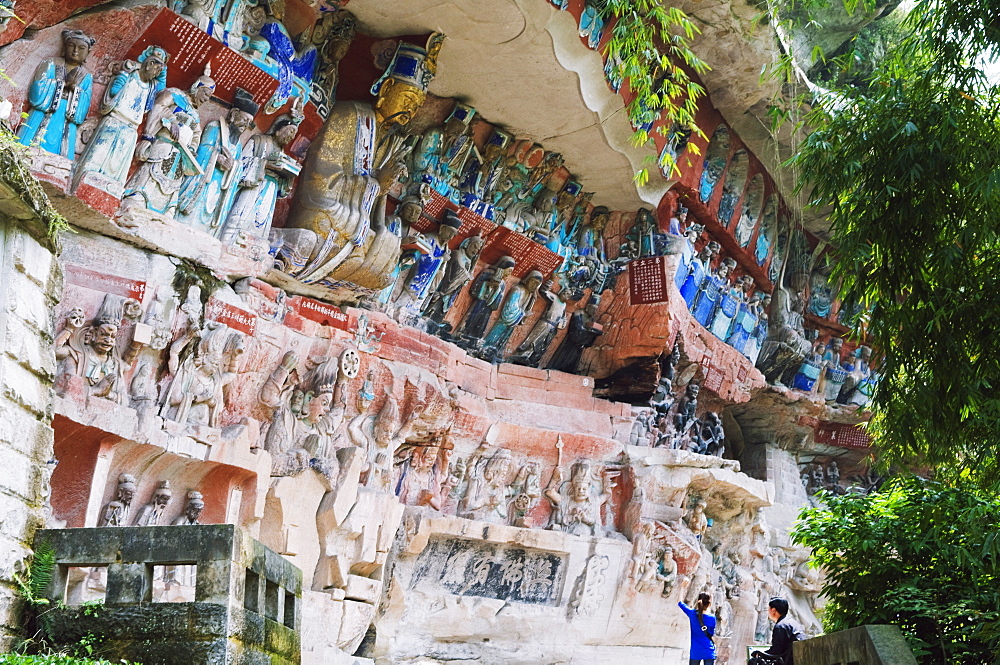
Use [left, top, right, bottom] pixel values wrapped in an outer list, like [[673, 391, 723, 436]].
[[686, 499, 708, 539], [310, 10, 357, 111], [394, 441, 447, 509], [260, 353, 343, 477], [100, 473, 137, 526], [159, 319, 243, 428], [134, 480, 172, 526], [508, 462, 541, 527], [272, 102, 411, 290], [373, 197, 425, 308], [393, 209, 464, 316], [470, 128, 513, 200], [458, 255, 516, 341], [54, 307, 86, 375], [717, 150, 748, 225], [422, 230, 485, 329], [546, 294, 602, 374], [657, 545, 678, 596], [17, 30, 95, 158], [460, 448, 514, 523], [838, 345, 874, 405], [714, 585, 734, 637], [756, 274, 813, 386], [827, 461, 841, 487], [171, 490, 204, 525], [735, 174, 764, 247], [56, 295, 146, 404], [809, 268, 834, 319], [678, 241, 718, 309], [670, 382, 700, 448], [365, 376, 403, 491], [371, 34, 444, 135], [120, 66, 214, 215], [176, 88, 259, 231], [695, 412, 725, 457], [482, 270, 544, 361], [221, 107, 302, 245], [258, 0, 317, 112], [73, 45, 169, 197], [792, 337, 824, 393], [629, 522, 655, 588], [668, 204, 688, 236], [629, 410, 656, 447], [544, 458, 615, 537], [509, 280, 573, 366]]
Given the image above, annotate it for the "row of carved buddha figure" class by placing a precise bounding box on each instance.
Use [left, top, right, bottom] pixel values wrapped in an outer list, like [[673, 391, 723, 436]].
[[674, 218, 772, 365], [359, 205, 605, 371], [16, 29, 306, 246], [99, 474, 205, 527]]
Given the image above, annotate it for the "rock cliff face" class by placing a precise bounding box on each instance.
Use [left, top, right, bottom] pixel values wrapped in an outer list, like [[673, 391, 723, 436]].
[[0, 0, 878, 662]]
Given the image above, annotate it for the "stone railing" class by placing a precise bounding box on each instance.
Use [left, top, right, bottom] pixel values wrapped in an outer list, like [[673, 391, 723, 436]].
[[36, 524, 301, 665], [793, 625, 918, 665]]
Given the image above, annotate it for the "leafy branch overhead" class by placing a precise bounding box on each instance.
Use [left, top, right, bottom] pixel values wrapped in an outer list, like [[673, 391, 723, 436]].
[[600, 0, 710, 185]]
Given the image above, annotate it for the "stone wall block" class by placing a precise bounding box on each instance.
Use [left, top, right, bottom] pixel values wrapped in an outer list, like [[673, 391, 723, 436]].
[[5, 269, 53, 335], [2, 357, 52, 419], [5, 313, 56, 379], [106, 562, 151, 604], [11, 228, 56, 290]]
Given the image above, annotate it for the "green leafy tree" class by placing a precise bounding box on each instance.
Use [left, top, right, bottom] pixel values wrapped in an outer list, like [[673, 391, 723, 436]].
[[772, 0, 1000, 485], [792, 477, 1000, 663]]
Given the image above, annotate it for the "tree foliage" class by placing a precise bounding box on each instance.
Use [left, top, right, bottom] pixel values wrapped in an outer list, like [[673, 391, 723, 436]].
[[599, 0, 710, 184], [792, 477, 1000, 663], [773, 0, 1000, 485]]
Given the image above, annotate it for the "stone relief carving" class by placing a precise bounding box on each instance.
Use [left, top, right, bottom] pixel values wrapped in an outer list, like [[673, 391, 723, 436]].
[[544, 450, 615, 538], [134, 480, 172, 526], [171, 490, 204, 525], [100, 473, 137, 527]]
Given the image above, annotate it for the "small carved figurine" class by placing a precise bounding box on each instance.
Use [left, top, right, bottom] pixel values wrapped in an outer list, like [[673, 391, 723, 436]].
[[171, 490, 204, 525], [134, 480, 172, 526], [18, 30, 95, 158], [100, 473, 137, 527]]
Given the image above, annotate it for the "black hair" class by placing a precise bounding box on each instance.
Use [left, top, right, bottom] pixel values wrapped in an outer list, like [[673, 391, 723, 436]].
[[695, 592, 712, 616], [768, 597, 789, 618]]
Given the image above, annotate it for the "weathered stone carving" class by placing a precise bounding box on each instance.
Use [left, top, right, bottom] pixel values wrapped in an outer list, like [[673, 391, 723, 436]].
[[670, 381, 700, 449], [55, 294, 148, 404], [508, 462, 541, 527], [134, 480, 172, 526], [260, 352, 344, 477], [221, 107, 303, 246], [100, 473, 137, 527], [481, 270, 544, 362], [120, 68, 216, 216], [394, 440, 453, 510], [544, 453, 614, 537], [17, 29, 95, 159], [422, 230, 485, 330], [686, 499, 708, 540], [756, 275, 814, 386], [508, 280, 572, 366], [457, 255, 516, 342], [73, 45, 169, 197], [545, 295, 602, 374], [176, 88, 259, 231], [171, 490, 204, 525], [459, 447, 514, 523]]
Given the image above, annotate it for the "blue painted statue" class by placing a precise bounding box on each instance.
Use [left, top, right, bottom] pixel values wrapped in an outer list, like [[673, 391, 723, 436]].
[[680, 241, 719, 309], [482, 270, 544, 361], [674, 223, 704, 294], [393, 210, 463, 314], [73, 45, 169, 197], [459, 255, 516, 342], [121, 69, 216, 215], [18, 30, 95, 159], [726, 278, 758, 354], [709, 260, 741, 338], [692, 257, 733, 327], [176, 88, 259, 231]]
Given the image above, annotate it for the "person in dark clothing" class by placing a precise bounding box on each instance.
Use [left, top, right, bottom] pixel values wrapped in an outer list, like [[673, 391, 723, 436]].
[[749, 597, 806, 665]]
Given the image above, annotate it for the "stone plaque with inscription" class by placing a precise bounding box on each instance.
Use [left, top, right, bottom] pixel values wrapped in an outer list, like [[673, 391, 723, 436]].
[[411, 537, 566, 606]]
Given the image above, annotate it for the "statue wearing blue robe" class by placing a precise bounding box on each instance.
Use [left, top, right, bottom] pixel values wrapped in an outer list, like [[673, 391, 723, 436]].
[[482, 276, 540, 358], [726, 301, 757, 354], [692, 271, 724, 327], [674, 237, 696, 293], [177, 117, 244, 230], [680, 256, 707, 309], [710, 287, 740, 339], [18, 56, 93, 158]]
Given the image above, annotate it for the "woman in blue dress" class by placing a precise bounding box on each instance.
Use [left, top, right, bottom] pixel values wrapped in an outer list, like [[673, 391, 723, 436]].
[[679, 593, 717, 665]]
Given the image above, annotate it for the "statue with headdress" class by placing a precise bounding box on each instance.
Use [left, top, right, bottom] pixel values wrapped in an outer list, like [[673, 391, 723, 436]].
[[422, 229, 485, 330], [393, 209, 464, 317], [259, 353, 345, 477], [176, 87, 259, 231], [268, 34, 443, 292], [458, 255, 517, 343], [172, 490, 205, 525], [100, 473, 137, 526], [134, 480, 173, 526], [73, 45, 169, 197], [159, 320, 244, 428], [220, 103, 304, 246], [121, 64, 216, 216], [55, 294, 146, 404], [546, 294, 602, 374], [543, 458, 614, 537], [482, 269, 545, 362], [756, 273, 814, 386], [17, 29, 95, 159]]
